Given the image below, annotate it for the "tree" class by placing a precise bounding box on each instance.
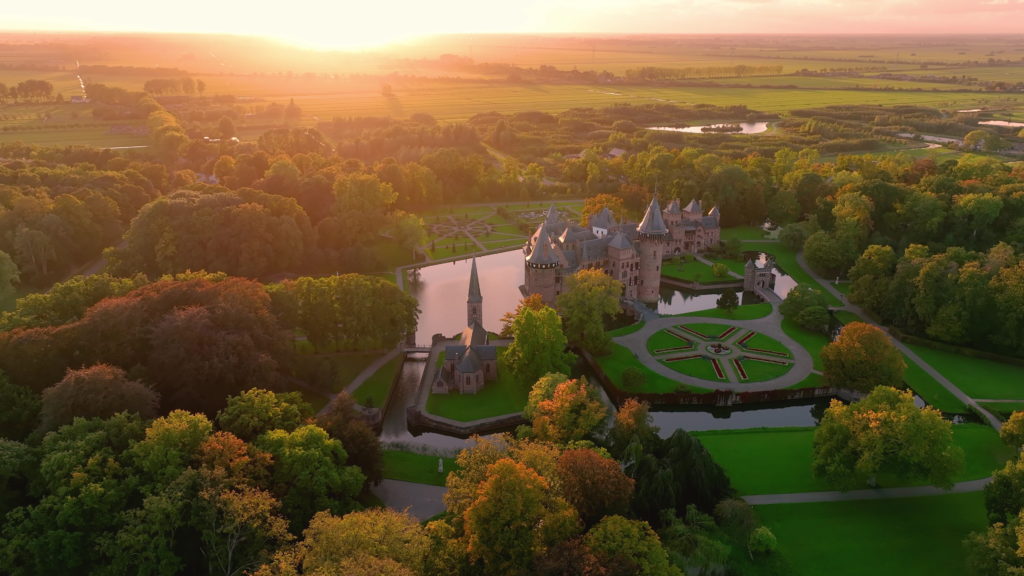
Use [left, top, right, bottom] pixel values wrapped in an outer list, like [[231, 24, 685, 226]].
[[848, 244, 897, 311], [965, 510, 1024, 576], [557, 448, 634, 527], [463, 458, 580, 575], [390, 210, 428, 260], [716, 289, 738, 314], [821, 322, 905, 392], [256, 424, 365, 531], [216, 388, 312, 442], [984, 454, 1024, 524], [779, 284, 830, 334], [963, 129, 1006, 152], [711, 263, 730, 279], [500, 293, 545, 338], [1000, 411, 1024, 449], [299, 509, 428, 574], [607, 398, 659, 458], [194, 485, 291, 576], [812, 386, 963, 489], [218, 116, 236, 140], [747, 526, 777, 558], [0, 250, 18, 305], [584, 515, 683, 576], [525, 374, 608, 444], [557, 269, 623, 355], [38, 364, 159, 434], [316, 392, 384, 484], [581, 194, 626, 226], [0, 373, 40, 441], [504, 305, 574, 384]]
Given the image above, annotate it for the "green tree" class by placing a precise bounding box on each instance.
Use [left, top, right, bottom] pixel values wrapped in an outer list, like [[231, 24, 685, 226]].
[[821, 322, 905, 392], [779, 284, 830, 334], [1000, 411, 1024, 449], [463, 458, 580, 575], [812, 386, 963, 489], [316, 392, 384, 484], [747, 526, 777, 558], [504, 305, 574, 384], [38, 364, 159, 434], [390, 210, 428, 261], [963, 129, 1006, 152], [0, 250, 18, 307], [195, 484, 291, 576], [716, 289, 739, 314], [984, 454, 1024, 524], [256, 425, 365, 531], [0, 373, 40, 441], [217, 388, 312, 442], [584, 515, 683, 576], [848, 244, 897, 311], [218, 116, 236, 139], [500, 293, 546, 338], [965, 510, 1024, 576], [299, 509, 428, 574], [557, 269, 623, 355]]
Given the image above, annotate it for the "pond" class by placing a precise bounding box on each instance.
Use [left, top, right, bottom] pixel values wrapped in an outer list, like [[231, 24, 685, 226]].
[[650, 252, 796, 315], [650, 400, 828, 433], [648, 122, 769, 135], [746, 250, 797, 299], [979, 120, 1024, 128], [407, 250, 525, 344]]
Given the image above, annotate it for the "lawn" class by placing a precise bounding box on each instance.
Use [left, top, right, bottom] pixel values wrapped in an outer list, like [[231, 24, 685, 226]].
[[739, 332, 792, 357], [907, 344, 1024, 400], [661, 258, 732, 284], [720, 225, 766, 242], [789, 372, 825, 389], [646, 329, 696, 354], [352, 355, 403, 409], [382, 450, 458, 487], [679, 322, 737, 340], [608, 322, 645, 337], [736, 357, 793, 381], [780, 318, 830, 372], [596, 342, 711, 394], [757, 492, 987, 576], [742, 241, 842, 307], [661, 355, 727, 382], [697, 424, 1010, 496], [425, 352, 531, 421], [675, 302, 773, 320], [981, 402, 1024, 419], [903, 358, 968, 414]]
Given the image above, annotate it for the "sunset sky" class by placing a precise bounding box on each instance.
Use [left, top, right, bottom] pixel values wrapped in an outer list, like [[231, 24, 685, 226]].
[[4, 0, 1024, 50]]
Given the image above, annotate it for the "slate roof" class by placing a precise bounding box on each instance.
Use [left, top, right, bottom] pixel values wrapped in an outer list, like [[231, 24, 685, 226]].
[[637, 196, 669, 236], [665, 199, 682, 214], [589, 207, 617, 229], [608, 232, 634, 251], [461, 320, 488, 347], [467, 258, 482, 303], [526, 226, 559, 266], [684, 199, 702, 214]]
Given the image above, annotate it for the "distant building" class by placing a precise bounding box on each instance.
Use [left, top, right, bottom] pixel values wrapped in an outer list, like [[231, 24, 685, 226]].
[[522, 197, 721, 305], [433, 259, 499, 395]]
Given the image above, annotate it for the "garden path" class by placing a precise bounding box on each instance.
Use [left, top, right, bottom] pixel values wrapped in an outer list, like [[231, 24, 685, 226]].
[[370, 479, 447, 520]]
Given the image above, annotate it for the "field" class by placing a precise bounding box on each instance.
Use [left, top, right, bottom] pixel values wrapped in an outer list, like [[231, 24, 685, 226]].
[[908, 344, 1024, 401], [698, 424, 1010, 496], [381, 450, 458, 486], [758, 492, 987, 576], [352, 355, 404, 409]]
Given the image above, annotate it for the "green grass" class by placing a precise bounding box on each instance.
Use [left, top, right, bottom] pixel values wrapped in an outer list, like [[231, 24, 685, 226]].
[[381, 450, 458, 486], [679, 322, 735, 340], [981, 402, 1024, 419], [661, 355, 726, 381], [743, 241, 842, 307], [596, 343, 710, 393], [740, 332, 792, 357], [425, 352, 530, 421], [327, 353, 383, 393], [903, 358, 968, 414], [298, 389, 330, 413], [646, 329, 696, 354], [674, 302, 773, 320], [789, 372, 825, 389], [737, 357, 793, 381], [697, 424, 1009, 496], [780, 318, 830, 372], [907, 344, 1024, 400], [661, 259, 732, 284], [757, 492, 987, 576], [608, 322, 645, 337], [352, 355, 403, 409]]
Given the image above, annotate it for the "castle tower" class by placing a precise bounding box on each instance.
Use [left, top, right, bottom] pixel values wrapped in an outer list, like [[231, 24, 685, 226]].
[[636, 196, 669, 304], [524, 226, 560, 306], [467, 258, 483, 326]]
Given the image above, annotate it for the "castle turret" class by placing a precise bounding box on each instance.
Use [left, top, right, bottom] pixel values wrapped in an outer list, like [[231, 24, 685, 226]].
[[636, 196, 669, 304], [467, 258, 483, 326], [524, 226, 560, 305]]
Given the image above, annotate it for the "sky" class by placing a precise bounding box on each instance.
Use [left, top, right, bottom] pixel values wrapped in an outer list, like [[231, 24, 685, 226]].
[[3, 0, 1024, 50]]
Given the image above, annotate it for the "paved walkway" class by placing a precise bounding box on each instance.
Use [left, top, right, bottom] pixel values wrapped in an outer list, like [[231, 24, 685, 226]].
[[745, 477, 991, 505], [315, 346, 401, 419], [370, 479, 447, 520]]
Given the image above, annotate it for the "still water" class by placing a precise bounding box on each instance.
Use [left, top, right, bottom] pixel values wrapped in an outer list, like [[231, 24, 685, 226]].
[[652, 251, 797, 315], [649, 400, 828, 434], [648, 122, 769, 134]]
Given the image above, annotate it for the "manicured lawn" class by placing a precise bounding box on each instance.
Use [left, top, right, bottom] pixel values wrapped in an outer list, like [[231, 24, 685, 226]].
[[662, 355, 726, 381], [739, 332, 792, 357], [608, 322, 645, 337], [596, 343, 710, 393], [661, 259, 731, 284], [382, 450, 458, 487], [675, 302, 773, 320], [907, 344, 1024, 400], [904, 358, 968, 414], [743, 241, 842, 307], [757, 492, 987, 576], [789, 372, 825, 389], [780, 318, 830, 372], [425, 352, 531, 421], [705, 256, 747, 277], [679, 322, 736, 340], [737, 357, 793, 381], [981, 402, 1024, 419], [697, 424, 1009, 496], [646, 329, 696, 354], [353, 355, 403, 409]]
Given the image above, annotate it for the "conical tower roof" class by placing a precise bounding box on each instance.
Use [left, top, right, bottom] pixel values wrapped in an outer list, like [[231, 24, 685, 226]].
[[684, 199, 702, 214], [467, 258, 482, 303], [526, 226, 559, 267], [665, 199, 682, 214], [637, 196, 669, 236]]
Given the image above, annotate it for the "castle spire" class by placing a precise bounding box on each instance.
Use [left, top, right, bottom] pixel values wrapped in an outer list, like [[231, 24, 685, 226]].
[[637, 195, 669, 237], [467, 258, 483, 326]]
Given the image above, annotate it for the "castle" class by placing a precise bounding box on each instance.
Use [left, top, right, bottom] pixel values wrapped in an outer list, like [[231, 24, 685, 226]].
[[432, 259, 499, 395], [523, 197, 721, 305]]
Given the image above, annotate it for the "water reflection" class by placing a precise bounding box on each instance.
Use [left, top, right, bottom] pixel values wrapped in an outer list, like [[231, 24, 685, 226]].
[[408, 250, 525, 344], [650, 400, 828, 434], [648, 122, 769, 134], [745, 251, 797, 299]]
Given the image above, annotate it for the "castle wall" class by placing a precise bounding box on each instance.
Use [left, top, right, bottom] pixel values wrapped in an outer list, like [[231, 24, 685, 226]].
[[525, 263, 559, 306], [637, 236, 665, 303]]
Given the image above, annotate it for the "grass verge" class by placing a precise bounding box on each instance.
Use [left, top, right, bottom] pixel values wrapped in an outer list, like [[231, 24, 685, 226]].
[[382, 450, 458, 486], [353, 355, 403, 409]]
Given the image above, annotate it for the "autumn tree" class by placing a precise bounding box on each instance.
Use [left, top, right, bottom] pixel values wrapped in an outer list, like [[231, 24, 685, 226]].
[[812, 386, 963, 489], [216, 388, 312, 442], [821, 322, 905, 392], [584, 515, 683, 576], [999, 411, 1024, 449], [463, 458, 580, 575], [581, 193, 626, 226], [38, 364, 159, 434], [504, 305, 574, 384], [298, 509, 428, 574], [316, 392, 384, 484], [557, 269, 623, 355], [500, 293, 546, 338], [557, 448, 634, 526], [525, 374, 608, 444]]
